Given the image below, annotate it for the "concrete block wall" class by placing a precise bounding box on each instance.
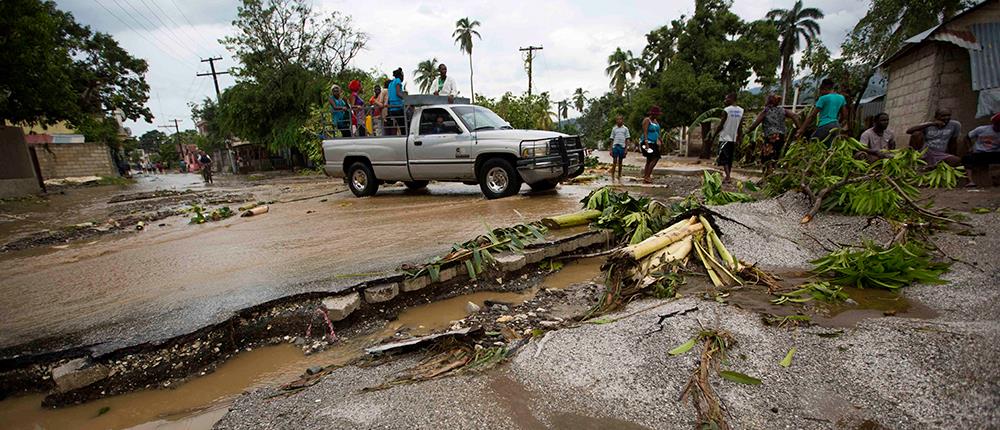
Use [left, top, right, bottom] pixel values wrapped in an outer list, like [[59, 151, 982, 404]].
[[33, 143, 117, 179], [885, 43, 940, 149]]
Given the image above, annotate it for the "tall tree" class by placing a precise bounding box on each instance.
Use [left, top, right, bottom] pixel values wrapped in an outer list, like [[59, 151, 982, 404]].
[[0, 0, 152, 127], [453, 17, 481, 102], [223, 0, 368, 77], [556, 100, 569, 126], [413, 58, 440, 94], [633, 0, 779, 129], [766, 0, 824, 100], [219, 0, 368, 156], [639, 19, 685, 84], [606, 48, 638, 97], [572, 88, 588, 113]]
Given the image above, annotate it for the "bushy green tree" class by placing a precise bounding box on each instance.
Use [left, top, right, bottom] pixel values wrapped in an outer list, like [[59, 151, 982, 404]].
[[216, 0, 369, 159], [476, 92, 554, 130], [630, 0, 780, 128], [0, 0, 152, 127], [139, 130, 168, 152]]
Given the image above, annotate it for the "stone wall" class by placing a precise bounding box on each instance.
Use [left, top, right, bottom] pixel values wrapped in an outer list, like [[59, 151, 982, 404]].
[[885, 43, 940, 149], [0, 127, 41, 198], [33, 142, 117, 180]]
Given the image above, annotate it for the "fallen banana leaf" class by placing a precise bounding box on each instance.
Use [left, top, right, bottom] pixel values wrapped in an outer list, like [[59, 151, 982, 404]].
[[669, 338, 698, 356], [718, 370, 762, 385], [780, 347, 796, 368]]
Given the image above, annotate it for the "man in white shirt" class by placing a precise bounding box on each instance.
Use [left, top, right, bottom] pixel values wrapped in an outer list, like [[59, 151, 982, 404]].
[[714, 93, 744, 183], [433, 64, 458, 103], [608, 115, 631, 182]]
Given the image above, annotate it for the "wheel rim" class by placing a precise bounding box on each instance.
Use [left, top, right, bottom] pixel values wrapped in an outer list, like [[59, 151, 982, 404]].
[[351, 169, 368, 190], [486, 166, 509, 194]]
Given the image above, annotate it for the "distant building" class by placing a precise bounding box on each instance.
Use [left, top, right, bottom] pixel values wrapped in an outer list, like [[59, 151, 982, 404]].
[[882, 0, 1000, 149]]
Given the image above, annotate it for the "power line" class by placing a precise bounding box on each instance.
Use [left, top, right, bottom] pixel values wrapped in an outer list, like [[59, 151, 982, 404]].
[[137, 0, 205, 55], [93, 0, 194, 67], [158, 0, 221, 52], [168, 0, 221, 50], [108, 0, 200, 60]]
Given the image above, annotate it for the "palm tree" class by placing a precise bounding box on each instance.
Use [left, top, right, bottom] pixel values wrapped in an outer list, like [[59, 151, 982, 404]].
[[556, 100, 569, 127], [536, 110, 557, 130], [572, 88, 588, 113], [453, 18, 482, 103], [767, 1, 824, 101], [413, 58, 440, 94], [605, 48, 638, 97]]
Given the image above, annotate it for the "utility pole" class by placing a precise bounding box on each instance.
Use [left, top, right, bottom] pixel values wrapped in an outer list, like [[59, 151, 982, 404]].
[[197, 57, 229, 101], [519, 46, 543, 96], [196, 57, 237, 174]]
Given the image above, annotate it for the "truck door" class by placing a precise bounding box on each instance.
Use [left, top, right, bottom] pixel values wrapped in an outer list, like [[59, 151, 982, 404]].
[[407, 107, 475, 180]]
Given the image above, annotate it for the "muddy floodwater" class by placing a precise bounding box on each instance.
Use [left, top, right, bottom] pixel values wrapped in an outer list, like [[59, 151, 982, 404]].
[[0, 180, 590, 356], [0, 255, 605, 430]]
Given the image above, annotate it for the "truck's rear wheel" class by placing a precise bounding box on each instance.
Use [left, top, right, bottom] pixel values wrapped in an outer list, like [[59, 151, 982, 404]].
[[478, 158, 521, 199], [404, 180, 429, 190], [347, 162, 379, 197], [528, 179, 559, 191]]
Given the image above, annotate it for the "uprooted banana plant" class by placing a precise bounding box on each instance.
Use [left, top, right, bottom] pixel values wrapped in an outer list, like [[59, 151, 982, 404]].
[[763, 136, 966, 224], [585, 212, 776, 318], [402, 222, 548, 281]]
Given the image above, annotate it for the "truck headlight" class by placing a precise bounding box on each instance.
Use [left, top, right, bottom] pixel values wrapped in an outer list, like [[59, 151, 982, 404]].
[[521, 142, 549, 158]]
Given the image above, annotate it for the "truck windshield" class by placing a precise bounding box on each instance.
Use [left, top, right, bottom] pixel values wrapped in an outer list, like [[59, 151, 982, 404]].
[[452, 106, 513, 131]]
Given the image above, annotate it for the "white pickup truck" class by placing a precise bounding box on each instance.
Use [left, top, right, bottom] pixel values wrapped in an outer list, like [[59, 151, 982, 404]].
[[322, 102, 585, 199]]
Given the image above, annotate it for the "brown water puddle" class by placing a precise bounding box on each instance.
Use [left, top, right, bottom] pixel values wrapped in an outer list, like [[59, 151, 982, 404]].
[[391, 257, 603, 337], [0, 258, 605, 430], [0, 342, 357, 430], [701, 271, 937, 328]]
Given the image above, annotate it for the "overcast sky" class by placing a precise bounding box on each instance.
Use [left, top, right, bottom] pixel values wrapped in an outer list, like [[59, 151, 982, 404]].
[[54, 0, 869, 136]]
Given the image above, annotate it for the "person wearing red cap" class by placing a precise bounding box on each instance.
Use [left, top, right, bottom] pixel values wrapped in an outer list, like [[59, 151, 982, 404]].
[[962, 112, 1000, 187], [639, 106, 663, 183]]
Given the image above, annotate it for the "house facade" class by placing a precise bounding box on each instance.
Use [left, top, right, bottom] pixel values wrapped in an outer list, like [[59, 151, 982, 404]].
[[883, 0, 1000, 149]]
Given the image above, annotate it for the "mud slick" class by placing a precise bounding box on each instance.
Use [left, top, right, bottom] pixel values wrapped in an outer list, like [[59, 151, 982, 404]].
[[0, 228, 612, 408]]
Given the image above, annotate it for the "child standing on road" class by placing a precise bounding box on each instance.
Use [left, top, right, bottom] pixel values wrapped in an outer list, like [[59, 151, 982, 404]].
[[609, 115, 631, 182], [714, 93, 744, 184]]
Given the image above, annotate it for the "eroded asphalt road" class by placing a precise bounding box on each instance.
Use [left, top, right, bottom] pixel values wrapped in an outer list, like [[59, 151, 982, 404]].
[[0, 174, 589, 356]]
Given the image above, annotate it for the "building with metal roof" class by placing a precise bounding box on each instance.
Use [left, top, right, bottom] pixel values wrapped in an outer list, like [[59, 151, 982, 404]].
[[882, 0, 1000, 149]]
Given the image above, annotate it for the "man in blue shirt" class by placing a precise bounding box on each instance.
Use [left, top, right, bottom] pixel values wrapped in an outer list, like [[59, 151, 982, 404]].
[[797, 79, 847, 143], [329, 85, 351, 138]]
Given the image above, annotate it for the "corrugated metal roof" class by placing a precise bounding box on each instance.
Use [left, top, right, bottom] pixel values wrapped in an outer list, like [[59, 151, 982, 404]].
[[930, 29, 982, 50], [970, 23, 1000, 91]]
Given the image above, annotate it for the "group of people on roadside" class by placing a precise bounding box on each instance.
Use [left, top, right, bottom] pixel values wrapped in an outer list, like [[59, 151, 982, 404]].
[[328, 64, 459, 138], [606, 76, 998, 187]]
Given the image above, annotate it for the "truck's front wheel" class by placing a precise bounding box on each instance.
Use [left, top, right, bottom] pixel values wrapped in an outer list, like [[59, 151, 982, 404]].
[[347, 162, 379, 197], [478, 158, 522, 199]]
